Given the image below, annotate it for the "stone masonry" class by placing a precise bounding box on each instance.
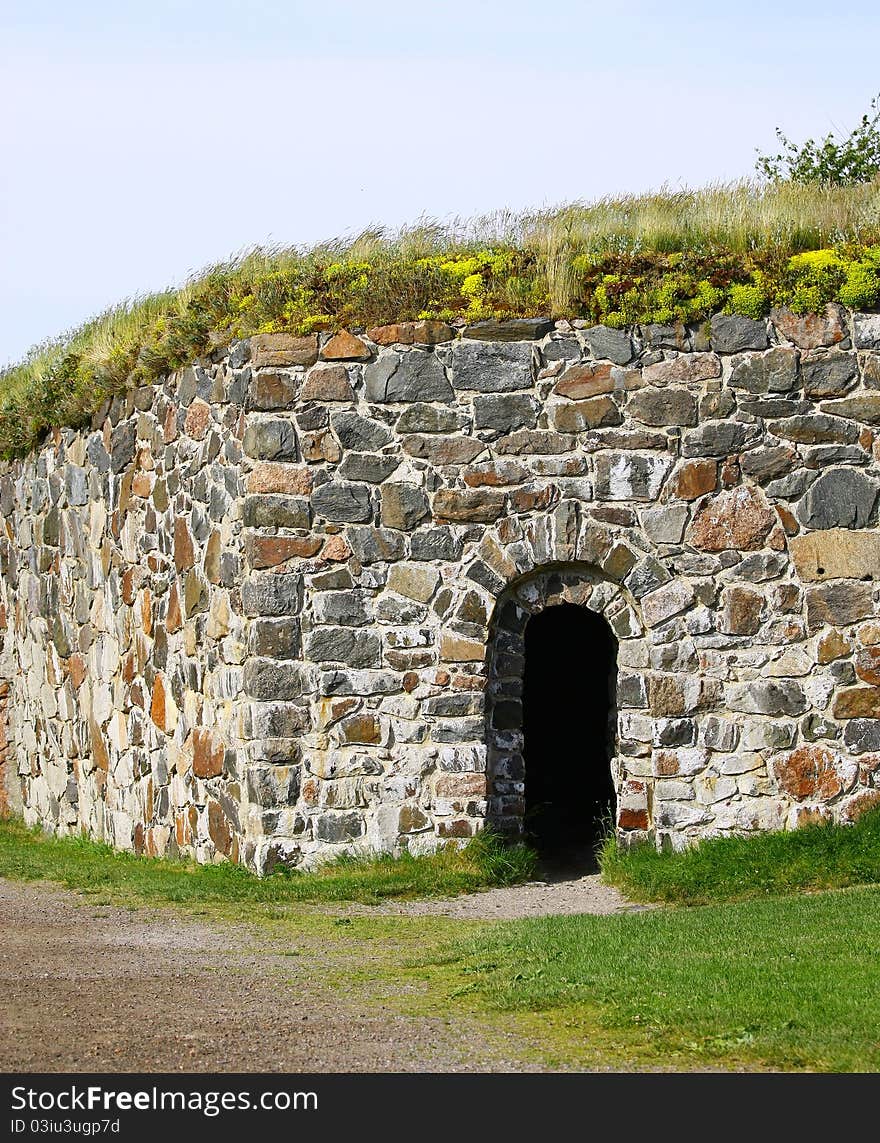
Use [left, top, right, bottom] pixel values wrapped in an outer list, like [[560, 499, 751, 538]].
[[4, 304, 880, 869]]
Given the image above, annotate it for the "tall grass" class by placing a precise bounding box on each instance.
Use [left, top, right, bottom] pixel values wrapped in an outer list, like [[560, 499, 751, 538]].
[[600, 806, 880, 905], [2, 179, 880, 459]]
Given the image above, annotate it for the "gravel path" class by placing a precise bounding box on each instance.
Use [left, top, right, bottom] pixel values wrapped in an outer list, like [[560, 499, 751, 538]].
[[0, 879, 559, 1073], [352, 873, 650, 920]]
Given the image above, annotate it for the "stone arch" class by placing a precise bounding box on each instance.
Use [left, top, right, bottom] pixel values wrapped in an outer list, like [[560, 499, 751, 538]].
[[484, 563, 640, 847]]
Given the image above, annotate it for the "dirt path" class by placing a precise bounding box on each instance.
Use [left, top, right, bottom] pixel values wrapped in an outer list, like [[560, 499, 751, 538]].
[[0, 878, 579, 1073], [355, 872, 649, 920]]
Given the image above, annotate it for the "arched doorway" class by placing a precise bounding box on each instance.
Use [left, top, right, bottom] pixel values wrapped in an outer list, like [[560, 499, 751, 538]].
[[522, 603, 617, 863], [485, 567, 625, 869]]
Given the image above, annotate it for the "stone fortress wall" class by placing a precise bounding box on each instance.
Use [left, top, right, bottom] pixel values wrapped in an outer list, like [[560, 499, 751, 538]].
[[4, 304, 880, 870]]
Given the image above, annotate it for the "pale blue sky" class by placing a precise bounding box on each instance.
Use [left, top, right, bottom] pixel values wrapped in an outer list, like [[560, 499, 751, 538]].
[[2, 0, 878, 366]]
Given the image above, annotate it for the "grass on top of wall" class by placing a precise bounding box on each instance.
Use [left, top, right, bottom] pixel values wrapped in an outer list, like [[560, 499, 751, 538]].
[[599, 806, 880, 905], [2, 179, 880, 460], [0, 817, 537, 906]]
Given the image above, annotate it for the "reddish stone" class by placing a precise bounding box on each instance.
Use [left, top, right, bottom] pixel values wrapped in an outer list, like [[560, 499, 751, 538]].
[[855, 646, 880, 685], [434, 773, 487, 798], [775, 504, 799, 535], [774, 745, 844, 801], [192, 727, 225, 779], [250, 332, 318, 368], [300, 429, 342, 464], [150, 674, 169, 732], [247, 534, 322, 568], [770, 304, 846, 350], [437, 819, 474, 838], [398, 805, 429, 833], [653, 751, 679, 777], [688, 486, 776, 552], [403, 436, 484, 465], [163, 403, 179, 443], [249, 372, 296, 410], [667, 460, 716, 501], [841, 789, 880, 823], [618, 807, 649, 830], [817, 630, 851, 664], [321, 535, 350, 562], [403, 672, 420, 693], [721, 586, 763, 636], [320, 329, 371, 361], [339, 714, 381, 745], [463, 461, 529, 488], [166, 581, 182, 634], [832, 687, 880, 719], [121, 567, 138, 606], [131, 471, 152, 498], [185, 398, 212, 440], [173, 517, 196, 572], [432, 488, 505, 523], [133, 822, 145, 855], [140, 587, 153, 637], [247, 462, 313, 495], [68, 654, 86, 690], [204, 530, 221, 585], [301, 365, 355, 402], [207, 801, 233, 855], [510, 486, 558, 513], [367, 320, 453, 345], [554, 362, 615, 399]]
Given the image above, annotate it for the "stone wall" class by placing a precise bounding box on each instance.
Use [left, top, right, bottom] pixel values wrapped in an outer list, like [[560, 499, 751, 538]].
[[5, 304, 880, 868]]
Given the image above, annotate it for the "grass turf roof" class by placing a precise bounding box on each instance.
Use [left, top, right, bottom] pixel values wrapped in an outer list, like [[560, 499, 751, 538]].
[[2, 178, 880, 460]]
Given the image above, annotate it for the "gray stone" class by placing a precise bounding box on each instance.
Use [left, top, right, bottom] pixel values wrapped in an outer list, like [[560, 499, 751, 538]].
[[330, 411, 393, 451], [310, 482, 373, 523], [853, 313, 880, 349], [710, 314, 768, 352], [243, 495, 311, 530], [450, 340, 534, 392], [740, 446, 796, 484], [463, 318, 553, 341], [380, 484, 430, 531], [248, 618, 301, 658], [843, 719, 880, 753], [729, 347, 798, 393], [796, 468, 879, 530], [396, 404, 459, 433], [594, 453, 673, 501], [801, 352, 858, 398], [243, 419, 298, 460], [346, 526, 407, 564], [337, 453, 402, 483], [314, 811, 365, 842], [364, 351, 454, 403], [247, 765, 300, 807], [819, 393, 880, 424], [681, 422, 756, 458], [639, 504, 689, 544], [764, 470, 817, 500], [410, 528, 463, 561], [806, 582, 874, 628], [243, 658, 310, 700], [803, 445, 869, 468], [305, 627, 382, 668], [65, 466, 88, 506], [313, 591, 371, 627], [473, 393, 539, 431], [627, 387, 697, 427], [582, 325, 634, 365], [242, 573, 303, 616], [728, 680, 807, 716], [110, 422, 137, 472], [769, 414, 859, 445]]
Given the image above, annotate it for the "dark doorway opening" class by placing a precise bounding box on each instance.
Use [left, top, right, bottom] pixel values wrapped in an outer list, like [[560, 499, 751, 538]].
[[522, 602, 617, 870]]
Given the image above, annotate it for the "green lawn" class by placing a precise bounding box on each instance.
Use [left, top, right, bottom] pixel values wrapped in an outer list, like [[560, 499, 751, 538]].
[[3, 815, 880, 1070], [0, 817, 536, 905], [445, 888, 880, 1071], [600, 807, 880, 905]]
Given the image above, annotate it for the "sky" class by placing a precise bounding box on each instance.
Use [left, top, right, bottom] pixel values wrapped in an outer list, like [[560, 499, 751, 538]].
[[1, 0, 879, 367]]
